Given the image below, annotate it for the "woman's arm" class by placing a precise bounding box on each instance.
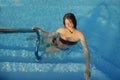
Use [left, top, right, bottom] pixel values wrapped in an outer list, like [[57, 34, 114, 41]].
[[79, 32, 90, 80], [32, 27, 58, 37], [81, 40, 90, 80]]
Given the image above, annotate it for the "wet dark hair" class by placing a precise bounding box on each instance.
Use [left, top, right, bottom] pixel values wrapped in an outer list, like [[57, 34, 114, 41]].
[[63, 13, 77, 29]]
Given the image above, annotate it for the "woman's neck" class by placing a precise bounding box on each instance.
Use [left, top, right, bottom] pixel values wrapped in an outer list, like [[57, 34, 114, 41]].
[[66, 27, 75, 33]]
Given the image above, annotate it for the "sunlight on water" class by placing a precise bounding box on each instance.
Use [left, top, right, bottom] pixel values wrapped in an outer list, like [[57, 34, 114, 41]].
[[0, 62, 110, 80], [0, 0, 120, 80]]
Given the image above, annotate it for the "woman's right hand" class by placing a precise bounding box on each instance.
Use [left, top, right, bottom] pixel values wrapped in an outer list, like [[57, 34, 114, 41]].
[[32, 27, 43, 32]]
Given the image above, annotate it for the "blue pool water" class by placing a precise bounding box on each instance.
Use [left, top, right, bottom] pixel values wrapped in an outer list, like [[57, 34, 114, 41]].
[[0, 0, 120, 80]]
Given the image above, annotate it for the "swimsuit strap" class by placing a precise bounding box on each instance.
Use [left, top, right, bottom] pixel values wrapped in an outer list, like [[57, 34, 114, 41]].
[[59, 37, 77, 45]]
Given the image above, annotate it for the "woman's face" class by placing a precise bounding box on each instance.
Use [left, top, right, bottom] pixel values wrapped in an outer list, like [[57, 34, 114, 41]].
[[65, 18, 74, 29]]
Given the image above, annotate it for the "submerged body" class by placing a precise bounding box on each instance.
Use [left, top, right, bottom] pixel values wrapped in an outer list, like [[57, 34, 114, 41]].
[[32, 13, 90, 80], [39, 27, 85, 53]]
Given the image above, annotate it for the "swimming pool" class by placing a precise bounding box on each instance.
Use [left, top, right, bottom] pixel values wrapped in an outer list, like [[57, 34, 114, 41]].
[[0, 0, 120, 80]]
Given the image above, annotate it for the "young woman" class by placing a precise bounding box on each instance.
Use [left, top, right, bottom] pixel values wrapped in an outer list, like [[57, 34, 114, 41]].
[[32, 13, 90, 80]]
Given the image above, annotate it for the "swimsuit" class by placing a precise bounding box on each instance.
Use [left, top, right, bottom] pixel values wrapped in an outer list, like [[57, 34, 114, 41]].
[[52, 37, 77, 50], [59, 37, 77, 45]]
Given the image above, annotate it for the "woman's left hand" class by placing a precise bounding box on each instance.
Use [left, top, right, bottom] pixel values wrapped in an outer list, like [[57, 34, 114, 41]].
[[84, 70, 90, 80]]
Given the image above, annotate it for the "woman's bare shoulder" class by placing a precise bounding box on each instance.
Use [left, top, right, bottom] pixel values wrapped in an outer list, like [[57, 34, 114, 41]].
[[75, 30, 83, 35], [75, 30, 85, 41]]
